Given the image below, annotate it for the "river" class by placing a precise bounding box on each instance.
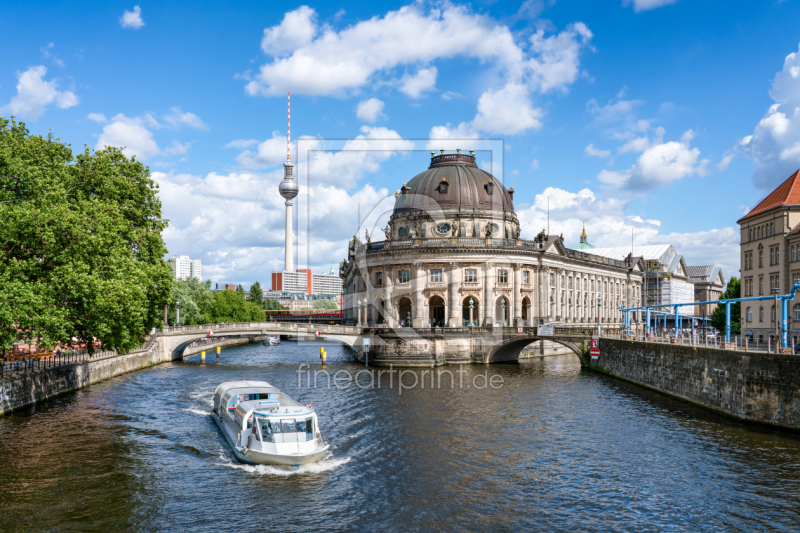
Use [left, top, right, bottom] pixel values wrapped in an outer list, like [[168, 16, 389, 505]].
[[1, 341, 800, 532]]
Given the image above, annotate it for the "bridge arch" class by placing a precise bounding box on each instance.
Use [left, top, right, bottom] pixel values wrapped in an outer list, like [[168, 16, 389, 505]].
[[486, 336, 588, 366]]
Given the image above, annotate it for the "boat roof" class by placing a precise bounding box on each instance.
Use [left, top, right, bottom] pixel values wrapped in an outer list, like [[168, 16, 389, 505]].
[[236, 396, 312, 418], [214, 380, 279, 398]]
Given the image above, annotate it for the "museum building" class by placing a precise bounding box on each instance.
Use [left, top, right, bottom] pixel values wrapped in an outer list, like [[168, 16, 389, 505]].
[[340, 151, 644, 328]]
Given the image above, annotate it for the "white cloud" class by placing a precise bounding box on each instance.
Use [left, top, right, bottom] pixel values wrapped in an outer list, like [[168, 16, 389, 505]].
[[249, 5, 592, 137], [120, 6, 145, 30], [154, 168, 390, 283], [96, 114, 159, 159], [740, 42, 800, 191], [355, 98, 386, 123], [2, 66, 78, 120], [716, 152, 735, 172], [516, 185, 737, 274], [585, 143, 610, 158], [86, 112, 107, 123], [399, 67, 437, 98], [471, 83, 543, 135], [224, 139, 259, 149], [426, 123, 480, 151], [163, 106, 208, 130], [260, 5, 317, 57], [164, 140, 192, 155], [596, 129, 708, 191], [623, 0, 680, 13], [40, 42, 64, 67], [234, 131, 293, 168], [531, 159, 540, 171]]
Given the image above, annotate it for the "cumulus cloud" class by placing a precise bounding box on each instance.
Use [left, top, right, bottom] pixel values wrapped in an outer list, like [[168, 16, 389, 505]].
[[623, 0, 681, 13], [585, 143, 610, 158], [233, 131, 294, 168], [516, 185, 737, 274], [120, 6, 145, 29], [426, 123, 480, 151], [154, 168, 389, 283], [740, 42, 800, 191], [164, 140, 192, 155], [248, 4, 592, 136], [2, 66, 78, 120], [96, 114, 159, 159], [163, 106, 208, 130], [595, 129, 708, 191], [86, 112, 107, 123], [355, 98, 386, 123], [399, 67, 437, 98]]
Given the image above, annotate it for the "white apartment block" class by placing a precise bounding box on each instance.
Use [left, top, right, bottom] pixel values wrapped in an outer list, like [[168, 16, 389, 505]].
[[169, 255, 202, 281], [312, 273, 343, 296]]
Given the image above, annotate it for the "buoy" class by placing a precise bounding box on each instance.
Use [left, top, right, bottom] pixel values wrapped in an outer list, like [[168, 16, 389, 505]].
[[216, 346, 221, 358], [201, 351, 206, 363]]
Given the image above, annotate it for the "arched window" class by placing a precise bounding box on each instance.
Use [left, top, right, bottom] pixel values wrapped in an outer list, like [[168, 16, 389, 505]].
[[760, 308, 764, 322], [747, 307, 753, 322]]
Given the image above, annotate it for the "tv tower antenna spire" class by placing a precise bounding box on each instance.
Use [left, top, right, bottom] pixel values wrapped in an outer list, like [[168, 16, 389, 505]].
[[279, 92, 298, 272]]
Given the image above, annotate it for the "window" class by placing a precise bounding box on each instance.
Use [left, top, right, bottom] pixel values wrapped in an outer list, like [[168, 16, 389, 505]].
[[604, 281, 608, 292], [561, 275, 565, 288], [430, 269, 442, 283], [465, 269, 477, 283], [760, 307, 764, 322], [795, 305, 800, 321], [549, 273, 555, 286], [498, 269, 508, 284], [375, 272, 383, 286], [793, 246, 796, 262], [759, 251, 763, 267], [584, 279, 587, 290], [398, 270, 410, 284], [747, 307, 753, 322], [777, 248, 780, 264], [772, 306, 776, 322], [568, 276, 572, 289], [759, 277, 763, 295], [523, 271, 530, 284]]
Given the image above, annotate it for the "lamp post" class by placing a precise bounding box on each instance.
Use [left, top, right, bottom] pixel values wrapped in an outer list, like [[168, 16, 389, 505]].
[[356, 300, 363, 327], [596, 294, 602, 337], [176, 300, 181, 327], [363, 298, 369, 327], [468, 298, 475, 327], [620, 296, 626, 336]]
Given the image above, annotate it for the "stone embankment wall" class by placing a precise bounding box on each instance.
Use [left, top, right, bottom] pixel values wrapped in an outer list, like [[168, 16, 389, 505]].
[[0, 336, 256, 415], [594, 338, 800, 430]]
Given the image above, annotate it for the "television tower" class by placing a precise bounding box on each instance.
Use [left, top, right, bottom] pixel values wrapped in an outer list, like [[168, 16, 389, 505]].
[[278, 92, 298, 272]]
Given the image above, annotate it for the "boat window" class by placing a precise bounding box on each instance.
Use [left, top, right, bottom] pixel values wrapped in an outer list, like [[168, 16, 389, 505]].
[[281, 420, 296, 434], [258, 419, 276, 442], [292, 418, 313, 441]]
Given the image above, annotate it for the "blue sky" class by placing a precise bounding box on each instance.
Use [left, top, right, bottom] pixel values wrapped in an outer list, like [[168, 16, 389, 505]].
[[3, 0, 800, 285]]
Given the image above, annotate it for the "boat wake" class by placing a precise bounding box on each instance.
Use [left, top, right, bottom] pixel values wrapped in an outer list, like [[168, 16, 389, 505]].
[[215, 453, 351, 476], [183, 408, 212, 416]]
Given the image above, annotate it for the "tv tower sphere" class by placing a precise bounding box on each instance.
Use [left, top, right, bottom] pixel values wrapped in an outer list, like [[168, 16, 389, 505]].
[[279, 164, 298, 199]]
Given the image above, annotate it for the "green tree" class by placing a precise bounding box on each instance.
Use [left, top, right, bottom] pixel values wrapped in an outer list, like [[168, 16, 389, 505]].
[[209, 290, 264, 323], [168, 278, 215, 326], [264, 298, 286, 311], [711, 277, 741, 335], [0, 118, 171, 353], [236, 284, 245, 297], [249, 281, 262, 305], [313, 300, 339, 310]]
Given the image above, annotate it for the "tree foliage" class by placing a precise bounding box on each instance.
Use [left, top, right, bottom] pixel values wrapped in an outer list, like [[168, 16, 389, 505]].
[[711, 277, 741, 335], [209, 289, 264, 323], [167, 279, 264, 325], [0, 118, 172, 353], [236, 284, 245, 297], [264, 298, 287, 311], [249, 281, 262, 305], [313, 299, 339, 310]]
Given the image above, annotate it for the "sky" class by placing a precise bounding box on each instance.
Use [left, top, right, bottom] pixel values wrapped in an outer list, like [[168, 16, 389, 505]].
[[3, 0, 800, 287]]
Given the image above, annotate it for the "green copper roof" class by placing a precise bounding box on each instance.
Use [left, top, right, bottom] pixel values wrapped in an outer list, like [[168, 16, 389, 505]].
[[573, 224, 596, 249]]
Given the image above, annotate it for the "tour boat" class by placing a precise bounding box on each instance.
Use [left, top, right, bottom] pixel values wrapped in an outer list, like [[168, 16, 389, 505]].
[[262, 335, 280, 346], [212, 381, 329, 466]]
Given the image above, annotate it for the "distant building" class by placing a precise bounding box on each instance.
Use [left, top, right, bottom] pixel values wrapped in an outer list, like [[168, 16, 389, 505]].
[[169, 255, 201, 281], [215, 283, 236, 291], [687, 266, 726, 316], [271, 268, 343, 296]]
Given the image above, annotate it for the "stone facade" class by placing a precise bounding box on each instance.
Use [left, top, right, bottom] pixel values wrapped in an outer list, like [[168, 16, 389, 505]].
[[593, 338, 800, 430], [340, 152, 643, 329]]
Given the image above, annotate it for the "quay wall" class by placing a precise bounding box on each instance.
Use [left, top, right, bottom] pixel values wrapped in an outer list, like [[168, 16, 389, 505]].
[[595, 339, 800, 430], [0, 337, 254, 415]]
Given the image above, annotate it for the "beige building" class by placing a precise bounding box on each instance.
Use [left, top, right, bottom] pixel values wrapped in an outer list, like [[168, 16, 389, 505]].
[[340, 151, 644, 328], [687, 266, 726, 317], [738, 169, 800, 345]]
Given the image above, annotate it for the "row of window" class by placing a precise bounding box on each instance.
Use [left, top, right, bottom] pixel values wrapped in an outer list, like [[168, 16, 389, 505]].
[[745, 246, 800, 271], [748, 222, 775, 242], [744, 305, 800, 322], [547, 273, 626, 294], [744, 276, 781, 296], [373, 268, 533, 286]]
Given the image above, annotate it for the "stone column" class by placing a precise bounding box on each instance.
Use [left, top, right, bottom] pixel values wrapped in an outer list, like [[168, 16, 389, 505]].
[[484, 263, 495, 327], [384, 266, 394, 327], [413, 262, 426, 328], [513, 264, 522, 326], [449, 262, 460, 327]]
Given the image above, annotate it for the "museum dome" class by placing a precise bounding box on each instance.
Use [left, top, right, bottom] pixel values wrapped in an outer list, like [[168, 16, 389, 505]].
[[392, 152, 515, 215]]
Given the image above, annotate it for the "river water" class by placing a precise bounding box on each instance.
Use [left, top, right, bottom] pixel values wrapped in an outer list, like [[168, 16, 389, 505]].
[[2, 341, 800, 532]]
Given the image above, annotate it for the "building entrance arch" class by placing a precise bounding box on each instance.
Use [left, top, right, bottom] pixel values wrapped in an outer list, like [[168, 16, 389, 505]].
[[429, 295, 445, 327], [397, 297, 413, 327], [522, 296, 531, 326], [495, 296, 510, 326], [462, 296, 480, 327], [376, 299, 386, 324]]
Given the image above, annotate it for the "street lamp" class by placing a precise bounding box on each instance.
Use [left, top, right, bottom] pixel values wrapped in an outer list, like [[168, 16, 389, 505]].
[[620, 296, 626, 336], [468, 298, 475, 327], [176, 300, 181, 327], [501, 299, 506, 327], [356, 299, 363, 327], [363, 298, 369, 327], [596, 294, 602, 336]]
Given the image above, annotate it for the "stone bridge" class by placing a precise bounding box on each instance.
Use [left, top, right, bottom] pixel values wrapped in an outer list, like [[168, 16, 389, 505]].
[[156, 321, 605, 367], [157, 322, 361, 359]]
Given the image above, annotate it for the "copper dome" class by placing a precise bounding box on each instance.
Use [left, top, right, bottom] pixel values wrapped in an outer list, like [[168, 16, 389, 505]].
[[393, 153, 514, 215]]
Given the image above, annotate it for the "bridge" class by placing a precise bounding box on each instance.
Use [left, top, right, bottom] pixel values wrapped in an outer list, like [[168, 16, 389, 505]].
[[157, 321, 604, 367]]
